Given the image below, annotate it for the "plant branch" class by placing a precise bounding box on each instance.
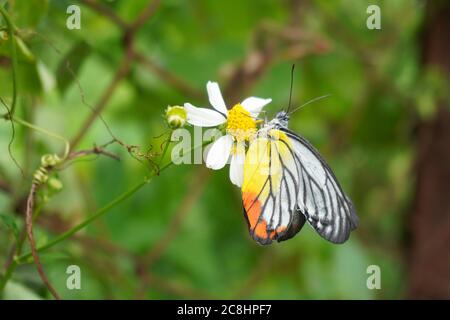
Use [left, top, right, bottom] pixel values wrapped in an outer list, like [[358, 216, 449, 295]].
[[68, 141, 120, 162], [25, 183, 61, 299]]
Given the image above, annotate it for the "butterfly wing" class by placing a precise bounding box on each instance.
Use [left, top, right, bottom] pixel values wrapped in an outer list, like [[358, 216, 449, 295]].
[[242, 128, 358, 245], [280, 127, 359, 243], [242, 130, 306, 245]]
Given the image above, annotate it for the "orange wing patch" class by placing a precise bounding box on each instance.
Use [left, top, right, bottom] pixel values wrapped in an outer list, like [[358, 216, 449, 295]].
[[243, 190, 288, 243], [253, 220, 288, 243], [242, 191, 261, 228]]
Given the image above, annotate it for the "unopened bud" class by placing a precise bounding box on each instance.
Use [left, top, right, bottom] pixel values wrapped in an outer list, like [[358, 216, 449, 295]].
[[48, 177, 63, 192], [165, 106, 187, 129]]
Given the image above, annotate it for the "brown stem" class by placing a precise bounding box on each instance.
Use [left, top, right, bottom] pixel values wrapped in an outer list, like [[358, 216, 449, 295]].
[[68, 141, 121, 161], [25, 183, 61, 300]]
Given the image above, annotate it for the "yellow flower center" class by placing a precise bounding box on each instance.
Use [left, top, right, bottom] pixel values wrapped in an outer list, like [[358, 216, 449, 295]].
[[226, 103, 257, 141]]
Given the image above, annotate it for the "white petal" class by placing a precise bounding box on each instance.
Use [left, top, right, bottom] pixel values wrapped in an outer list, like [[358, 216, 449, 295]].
[[184, 103, 226, 127], [241, 97, 272, 116], [207, 81, 228, 115], [205, 134, 233, 170], [229, 142, 246, 187]]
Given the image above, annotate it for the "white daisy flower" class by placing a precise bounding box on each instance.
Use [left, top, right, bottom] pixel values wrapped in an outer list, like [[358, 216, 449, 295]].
[[184, 81, 271, 187]]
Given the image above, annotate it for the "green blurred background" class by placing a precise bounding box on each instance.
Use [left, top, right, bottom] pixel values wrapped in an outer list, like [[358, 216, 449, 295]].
[[0, 0, 449, 299]]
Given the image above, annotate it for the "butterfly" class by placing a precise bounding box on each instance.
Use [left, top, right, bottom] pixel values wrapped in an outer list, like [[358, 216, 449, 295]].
[[241, 109, 359, 245]]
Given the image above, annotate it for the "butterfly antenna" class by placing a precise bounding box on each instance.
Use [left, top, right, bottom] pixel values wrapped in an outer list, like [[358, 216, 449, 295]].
[[286, 64, 295, 113], [287, 94, 331, 115]]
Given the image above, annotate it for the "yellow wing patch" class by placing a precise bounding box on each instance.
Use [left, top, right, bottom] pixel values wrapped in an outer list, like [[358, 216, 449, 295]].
[[242, 129, 297, 244]]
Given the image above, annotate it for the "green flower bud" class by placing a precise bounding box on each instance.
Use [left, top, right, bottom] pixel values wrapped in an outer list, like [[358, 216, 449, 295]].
[[41, 154, 61, 167], [165, 105, 187, 129], [48, 177, 63, 192]]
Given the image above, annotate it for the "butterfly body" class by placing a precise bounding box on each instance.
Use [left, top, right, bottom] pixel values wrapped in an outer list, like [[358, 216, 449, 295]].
[[242, 111, 358, 245]]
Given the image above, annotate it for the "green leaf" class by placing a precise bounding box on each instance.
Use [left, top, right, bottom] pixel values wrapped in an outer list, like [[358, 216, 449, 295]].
[[56, 40, 91, 94]]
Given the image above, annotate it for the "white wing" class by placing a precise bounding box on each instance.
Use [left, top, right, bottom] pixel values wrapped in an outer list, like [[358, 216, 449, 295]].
[[280, 128, 359, 244]]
